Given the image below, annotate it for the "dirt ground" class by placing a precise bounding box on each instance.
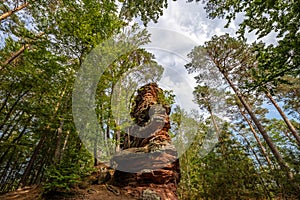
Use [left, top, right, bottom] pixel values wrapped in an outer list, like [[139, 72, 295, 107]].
[[0, 185, 136, 200]]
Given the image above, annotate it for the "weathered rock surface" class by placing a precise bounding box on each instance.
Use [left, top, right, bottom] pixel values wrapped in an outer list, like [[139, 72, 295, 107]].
[[111, 83, 180, 200]]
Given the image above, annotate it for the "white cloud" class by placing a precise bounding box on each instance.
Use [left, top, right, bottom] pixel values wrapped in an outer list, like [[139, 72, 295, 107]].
[[138, 0, 280, 116], [146, 49, 199, 112], [139, 0, 236, 113], [146, 0, 238, 44]]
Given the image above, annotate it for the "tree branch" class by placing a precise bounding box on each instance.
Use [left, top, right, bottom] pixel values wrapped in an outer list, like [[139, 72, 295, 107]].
[[0, 2, 29, 21]]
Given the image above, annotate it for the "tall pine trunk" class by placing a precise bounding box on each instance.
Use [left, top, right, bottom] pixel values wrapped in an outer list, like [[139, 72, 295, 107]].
[[207, 105, 225, 155], [235, 99, 273, 168], [265, 92, 300, 146], [221, 71, 294, 180]]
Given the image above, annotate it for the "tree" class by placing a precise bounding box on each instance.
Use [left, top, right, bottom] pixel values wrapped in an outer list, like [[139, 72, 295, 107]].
[[276, 76, 300, 120], [264, 91, 300, 146], [0, 1, 29, 21], [193, 86, 227, 154], [185, 34, 297, 188], [187, 0, 300, 89], [178, 120, 265, 200], [0, 0, 172, 194], [119, 0, 169, 25]]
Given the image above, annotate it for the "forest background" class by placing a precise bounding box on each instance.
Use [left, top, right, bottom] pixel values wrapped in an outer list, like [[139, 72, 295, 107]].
[[0, 0, 299, 199]]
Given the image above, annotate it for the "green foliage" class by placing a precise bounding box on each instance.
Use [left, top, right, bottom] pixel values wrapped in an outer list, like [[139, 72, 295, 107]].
[[119, 0, 169, 25], [276, 76, 300, 119], [43, 165, 80, 193], [157, 89, 176, 107], [1, 0, 300, 199], [187, 0, 299, 89], [184, 31, 300, 198], [43, 147, 94, 193], [0, 0, 170, 194], [179, 126, 265, 200]]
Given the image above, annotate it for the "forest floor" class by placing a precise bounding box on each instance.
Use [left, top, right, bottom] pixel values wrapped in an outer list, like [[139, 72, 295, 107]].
[[0, 184, 136, 200]]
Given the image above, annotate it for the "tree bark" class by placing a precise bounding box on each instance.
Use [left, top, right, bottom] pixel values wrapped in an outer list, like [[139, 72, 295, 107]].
[[0, 110, 23, 141], [265, 92, 300, 146], [19, 132, 47, 186], [93, 133, 98, 166], [0, 147, 16, 186], [115, 78, 122, 152], [61, 130, 70, 160], [0, 89, 13, 113], [0, 116, 31, 164], [0, 88, 31, 132]]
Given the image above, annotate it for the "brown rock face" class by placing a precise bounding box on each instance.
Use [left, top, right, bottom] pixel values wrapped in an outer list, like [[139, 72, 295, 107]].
[[111, 83, 180, 200]]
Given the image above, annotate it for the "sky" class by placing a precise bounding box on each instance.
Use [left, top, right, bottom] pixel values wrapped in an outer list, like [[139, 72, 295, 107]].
[[139, 0, 239, 114], [0, 0, 282, 119], [137, 0, 281, 118], [147, 1, 236, 45], [0, 0, 286, 157], [136, 1, 286, 155]]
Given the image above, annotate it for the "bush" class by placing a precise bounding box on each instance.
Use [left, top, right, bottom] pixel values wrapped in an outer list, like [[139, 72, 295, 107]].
[[43, 147, 94, 193]]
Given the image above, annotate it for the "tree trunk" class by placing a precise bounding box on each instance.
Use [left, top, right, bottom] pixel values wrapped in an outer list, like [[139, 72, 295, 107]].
[[115, 78, 122, 152], [0, 89, 12, 113], [0, 147, 16, 186], [0, 117, 31, 164], [207, 105, 225, 155], [20, 82, 68, 186], [265, 92, 300, 146], [54, 120, 64, 164], [61, 130, 70, 160], [94, 133, 98, 166], [19, 133, 46, 186], [221, 71, 294, 180], [0, 88, 31, 132], [235, 99, 273, 168], [0, 2, 29, 21], [182, 152, 191, 199], [0, 110, 24, 141]]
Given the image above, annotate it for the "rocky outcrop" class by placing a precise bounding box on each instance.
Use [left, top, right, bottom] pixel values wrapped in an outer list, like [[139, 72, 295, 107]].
[[111, 83, 180, 200]]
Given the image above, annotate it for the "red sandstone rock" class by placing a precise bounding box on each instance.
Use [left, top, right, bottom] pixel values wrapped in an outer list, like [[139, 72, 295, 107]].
[[111, 83, 180, 200]]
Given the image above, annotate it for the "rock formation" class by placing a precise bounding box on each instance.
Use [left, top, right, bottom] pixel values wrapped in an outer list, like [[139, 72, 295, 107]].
[[111, 83, 180, 200]]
